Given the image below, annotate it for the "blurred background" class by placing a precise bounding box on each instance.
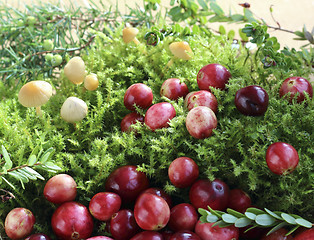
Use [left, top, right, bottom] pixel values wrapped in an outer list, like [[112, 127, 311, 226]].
[[3, 0, 314, 49]]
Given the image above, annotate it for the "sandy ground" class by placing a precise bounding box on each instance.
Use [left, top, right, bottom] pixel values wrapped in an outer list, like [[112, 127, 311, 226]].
[[2, 0, 314, 49]]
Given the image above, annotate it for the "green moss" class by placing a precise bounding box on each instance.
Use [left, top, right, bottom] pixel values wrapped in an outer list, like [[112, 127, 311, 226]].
[[0, 25, 313, 236]]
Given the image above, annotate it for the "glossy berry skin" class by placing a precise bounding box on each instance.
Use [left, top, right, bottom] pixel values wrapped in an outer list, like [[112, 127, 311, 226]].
[[134, 193, 170, 231], [227, 189, 251, 213], [25, 233, 52, 240], [170, 230, 201, 240], [105, 165, 149, 202], [260, 228, 293, 240], [86, 237, 114, 240], [43, 173, 77, 204], [110, 209, 140, 240], [141, 187, 172, 208], [279, 76, 313, 103], [88, 192, 121, 221], [266, 142, 299, 175], [124, 83, 153, 111], [51, 201, 94, 240], [168, 157, 199, 188], [160, 78, 189, 100], [121, 112, 144, 133], [294, 228, 314, 240], [144, 102, 176, 131], [195, 221, 239, 240], [184, 90, 218, 113], [4, 208, 36, 240], [197, 63, 231, 90], [130, 231, 164, 240], [168, 203, 198, 232], [189, 179, 230, 211], [235, 85, 269, 116], [186, 106, 217, 139]]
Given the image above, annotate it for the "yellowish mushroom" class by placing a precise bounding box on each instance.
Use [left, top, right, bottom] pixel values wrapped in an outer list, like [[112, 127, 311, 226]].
[[60, 97, 88, 124], [18, 80, 53, 116], [122, 27, 140, 45], [166, 41, 194, 68], [84, 73, 99, 91], [64, 56, 86, 85]]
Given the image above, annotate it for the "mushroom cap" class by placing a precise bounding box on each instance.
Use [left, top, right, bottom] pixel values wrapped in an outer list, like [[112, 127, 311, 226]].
[[60, 97, 88, 123], [169, 41, 193, 60], [122, 27, 139, 43], [64, 56, 86, 85], [18, 80, 53, 107], [84, 73, 99, 91]]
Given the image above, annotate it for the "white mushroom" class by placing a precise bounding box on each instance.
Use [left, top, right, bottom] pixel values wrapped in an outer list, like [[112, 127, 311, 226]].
[[84, 73, 99, 91], [122, 27, 140, 45], [166, 41, 194, 68], [18, 80, 53, 115], [60, 97, 88, 123], [64, 56, 86, 85]]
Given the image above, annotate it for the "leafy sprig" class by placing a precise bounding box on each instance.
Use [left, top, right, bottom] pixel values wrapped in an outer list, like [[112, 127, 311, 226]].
[[0, 145, 61, 190], [199, 207, 313, 236]]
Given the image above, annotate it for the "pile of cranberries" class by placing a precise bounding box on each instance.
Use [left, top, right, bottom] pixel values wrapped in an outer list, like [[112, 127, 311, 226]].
[[5, 159, 313, 240]]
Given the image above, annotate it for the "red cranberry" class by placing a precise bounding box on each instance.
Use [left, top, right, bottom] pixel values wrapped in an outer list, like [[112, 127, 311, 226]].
[[184, 90, 218, 113], [124, 83, 153, 110], [121, 112, 144, 133], [227, 189, 251, 213], [160, 78, 189, 100], [168, 203, 198, 232]]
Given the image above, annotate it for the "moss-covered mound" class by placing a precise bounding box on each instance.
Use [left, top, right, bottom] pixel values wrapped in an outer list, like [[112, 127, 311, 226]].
[[0, 25, 313, 234]]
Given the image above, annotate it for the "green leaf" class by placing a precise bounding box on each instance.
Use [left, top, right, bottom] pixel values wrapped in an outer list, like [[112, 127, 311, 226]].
[[210, 2, 224, 16], [42, 161, 62, 171], [17, 168, 37, 180], [235, 217, 252, 228], [197, 0, 209, 10], [1, 176, 15, 189], [264, 208, 282, 220], [27, 155, 37, 166], [198, 208, 211, 216], [206, 214, 219, 222], [39, 148, 54, 164], [295, 218, 313, 228], [281, 213, 296, 225], [227, 30, 235, 40], [231, 14, 244, 22], [1, 145, 12, 170], [219, 25, 226, 35], [227, 208, 245, 218], [245, 212, 256, 220], [244, 8, 256, 22], [222, 213, 238, 223], [212, 220, 233, 228], [286, 225, 300, 236], [24, 167, 45, 180], [255, 214, 276, 226]]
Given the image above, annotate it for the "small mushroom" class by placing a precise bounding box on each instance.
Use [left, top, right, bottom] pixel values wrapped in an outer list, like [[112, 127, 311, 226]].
[[64, 56, 86, 85], [84, 73, 99, 91], [18, 80, 53, 115], [60, 97, 88, 124], [166, 41, 193, 68], [122, 27, 140, 45]]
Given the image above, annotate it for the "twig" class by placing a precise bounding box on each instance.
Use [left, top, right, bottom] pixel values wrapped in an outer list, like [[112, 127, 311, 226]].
[[0, 163, 41, 176]]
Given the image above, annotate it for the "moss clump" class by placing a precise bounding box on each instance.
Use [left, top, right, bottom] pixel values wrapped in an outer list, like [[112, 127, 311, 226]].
[[0, 25, 313, 236]]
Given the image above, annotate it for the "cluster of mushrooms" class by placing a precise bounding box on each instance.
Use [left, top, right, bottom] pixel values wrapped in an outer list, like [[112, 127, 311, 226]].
[[18, 26, 193, 126]]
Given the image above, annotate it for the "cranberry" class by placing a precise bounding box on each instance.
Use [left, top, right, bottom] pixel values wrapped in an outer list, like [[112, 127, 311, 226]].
[[184, 90, 218, 113], [168, 157, 199, 188], [144, 102, 176, 131], [227, 189, 251, 213], [130, 231, 164, 240], [195, 221, 239, 240], [160, 78, 189, 100], [110, 209, 140, 240], [186, 106, 217, 139], [134, 193, 170, 231], [141, 187, 172, 208], [169, 230, 201, 240], [105, 165, 149, 202], [168, 203, 198, 232], [86, 237, 114, 240], [235, 85, 269, 116], [25, 233, 51, 240], [260, 228, 293, 240], [121, 112, 144, 133], [43, 173, 77, 204], [294, 228, 314, 240], [161, 230, 174, 240], [266, 142, 299, 175], [197, 63, 231, 90], [124, 83, 153, 110], [4, 208, 36, 240], [51, 201, 94, 240], [279, 76, 313, 103], [89, 192, 121, 221], [189, 179, 230, 211]]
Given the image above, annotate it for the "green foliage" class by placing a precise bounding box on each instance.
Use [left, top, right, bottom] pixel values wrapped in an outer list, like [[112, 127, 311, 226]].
[[199, 206, 313, 236]]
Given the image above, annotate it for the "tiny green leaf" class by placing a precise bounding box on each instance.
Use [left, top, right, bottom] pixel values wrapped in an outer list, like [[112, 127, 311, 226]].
[[286, 225, 300, 236], [2, 145, 12, 170], [246, 207, 265, 215], [235, 217, 252, 228], [206, 214, 219, 223], [255, 214, 276, 226], [222, 213, 238, 223], [264, 208, 282, 220], [27, 155, 37, 166], [266, 222, 288, 236], [227, 208, 245, 218], [245, 212, 256, 220], [295, 218, 312, 228], [281, 213, 296, 225], [210, 2, 224, 16]]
